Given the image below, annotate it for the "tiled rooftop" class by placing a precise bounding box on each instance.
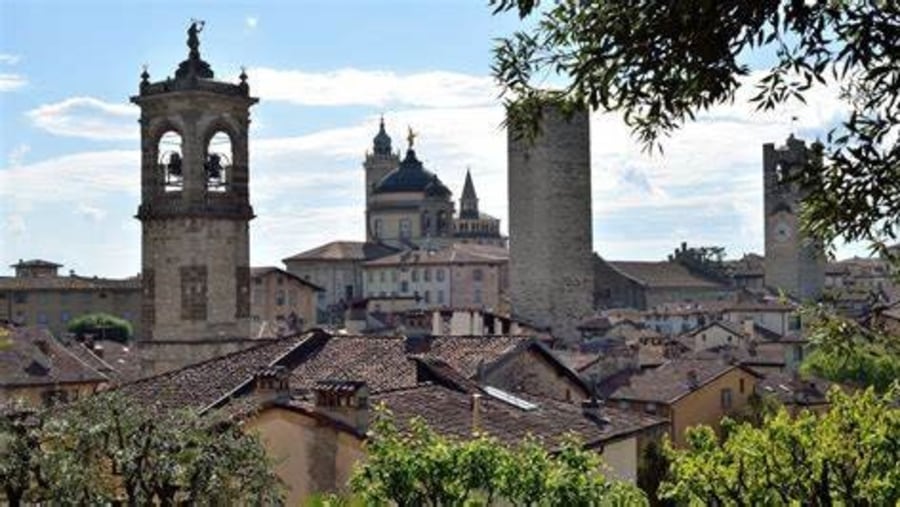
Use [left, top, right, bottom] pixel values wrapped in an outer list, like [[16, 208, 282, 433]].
[[0, 327, 108, 388]]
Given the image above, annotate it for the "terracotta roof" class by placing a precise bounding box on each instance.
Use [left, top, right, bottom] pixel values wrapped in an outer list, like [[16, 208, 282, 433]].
[[250, 266, 324, 291], [553, 350, 602, 372], [364, 243, 508, 267], [606, 261, 726, 289], [68, 340, 144, 385], [0, 327, 108, 388], [0, 275, 140, 291], [373, 384, 666, 448], [577, 316, 613, 331], [610, 358, 761, 404], [119, 333, 541, 412], [11, 259, 62, 268], [756, 371, 834, 406], [117, 334, 307, 411], [282, 241, 397, 262]]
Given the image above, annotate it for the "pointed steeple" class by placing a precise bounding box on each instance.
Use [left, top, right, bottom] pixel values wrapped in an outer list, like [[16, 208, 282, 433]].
[[459, 168, 480, 219], [373, 116, 392, 155]]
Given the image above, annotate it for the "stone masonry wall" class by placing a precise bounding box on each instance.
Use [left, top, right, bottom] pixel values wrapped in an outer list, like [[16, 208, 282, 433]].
[[508, 107, 594, 343]]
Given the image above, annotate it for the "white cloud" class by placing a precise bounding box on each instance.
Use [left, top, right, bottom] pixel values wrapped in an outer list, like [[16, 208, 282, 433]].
[[0, 73, 26, 92], [26, 97, 138, 140], [2, 214, 26, 236], [4, 66, 858, 272], [77, 203, 107, 221], [7, 144, 30, 166], [247, 67, 498, 108], [0, 54, 21, 65], [246, 17, 258, 29]]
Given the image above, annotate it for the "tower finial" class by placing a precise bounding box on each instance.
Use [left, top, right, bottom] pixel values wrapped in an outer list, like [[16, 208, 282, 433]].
[[407, 126, 417, 150], [176, 20, 213, 79]]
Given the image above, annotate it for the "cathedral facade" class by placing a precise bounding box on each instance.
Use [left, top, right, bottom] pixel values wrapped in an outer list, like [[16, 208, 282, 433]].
[[363, 120, 505, 249]]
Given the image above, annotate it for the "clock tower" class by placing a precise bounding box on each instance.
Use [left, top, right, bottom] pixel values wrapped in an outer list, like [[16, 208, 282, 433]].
[[763, 135, 825, 301]]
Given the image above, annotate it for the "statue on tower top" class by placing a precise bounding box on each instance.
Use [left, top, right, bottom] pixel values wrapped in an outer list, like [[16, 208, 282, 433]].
[[176, 19, 213, 80], [407, 126, 417, 150]]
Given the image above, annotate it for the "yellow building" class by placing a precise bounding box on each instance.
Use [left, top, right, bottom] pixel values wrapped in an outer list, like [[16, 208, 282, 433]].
[[609, 358, 762, 447]]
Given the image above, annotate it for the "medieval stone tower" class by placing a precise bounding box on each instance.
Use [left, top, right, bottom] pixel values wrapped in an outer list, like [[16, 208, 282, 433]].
[[763, 134, 826, 301], [363, 118, 401, 242], [133, 22, 258, 374], [508, 106, 594, 343]]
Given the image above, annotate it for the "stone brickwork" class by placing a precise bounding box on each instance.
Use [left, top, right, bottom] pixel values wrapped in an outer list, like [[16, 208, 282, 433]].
[[485, 348, 588, 402], [507, 106, 594, 343], [132, 28, 258, 374], [763, 136, 826, 301]]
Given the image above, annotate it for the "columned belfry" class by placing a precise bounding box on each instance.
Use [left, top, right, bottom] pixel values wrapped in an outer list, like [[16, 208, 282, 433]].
[[133, 22, 258, 373]]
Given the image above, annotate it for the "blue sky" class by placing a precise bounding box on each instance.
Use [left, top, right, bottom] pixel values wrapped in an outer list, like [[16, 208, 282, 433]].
[[0, 1, 865, 278]]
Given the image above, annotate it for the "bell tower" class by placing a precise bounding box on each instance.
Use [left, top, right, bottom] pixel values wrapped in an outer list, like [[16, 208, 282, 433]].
[[133, 22, 258, 373], [763, 135, 825, 301]]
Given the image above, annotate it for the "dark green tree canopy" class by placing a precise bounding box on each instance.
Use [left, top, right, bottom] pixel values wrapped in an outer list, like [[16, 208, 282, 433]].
[[67, 312, 133, 343], [492, 0, 900, 254]]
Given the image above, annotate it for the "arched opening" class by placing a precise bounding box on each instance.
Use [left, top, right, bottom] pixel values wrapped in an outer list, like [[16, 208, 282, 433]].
[[206, 131, 233, 192], [158, 131, 183, 192]]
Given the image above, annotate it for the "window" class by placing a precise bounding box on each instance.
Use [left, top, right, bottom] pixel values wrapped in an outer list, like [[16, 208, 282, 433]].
[[412, 269, 419, 282], [474, 288, 482, 304], [721, 388, 733, 410], [13, 292, 27, 304], [436, 269, 445, 282], [473, 268, 483, 282], [793, 345, 804, 363], [288, 290, 297, 306], [37, 313, 49, 325], [739, 378, 745, 394], [380, 270, 386, 283], [399, 218, 412, 239], [367, 271, 373, 283], [277, 276, 284, 285], [373, 219, 383, 238], [401, 281, 409, 293], [437, 290, 445, 304], [424, 291, 431, 303], [345, 285, 354, 300], [276, 290, 285, 306], [254, 277, 262, 285], [391, 271, 398, 283], [424, 268, 431, 282], [60, 311, 70, 323]]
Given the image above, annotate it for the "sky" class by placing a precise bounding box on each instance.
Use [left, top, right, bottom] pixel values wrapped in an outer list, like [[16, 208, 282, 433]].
[[0, 1, 867, 278]]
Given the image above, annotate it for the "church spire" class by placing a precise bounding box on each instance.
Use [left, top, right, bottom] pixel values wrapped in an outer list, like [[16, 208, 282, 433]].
[[459, 167, 479, 219], [372, 116, 392, 155]]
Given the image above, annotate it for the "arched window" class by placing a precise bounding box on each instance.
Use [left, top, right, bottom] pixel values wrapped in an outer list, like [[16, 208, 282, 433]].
[[158, 131, 183, 192], [206, 131, 233, 192]]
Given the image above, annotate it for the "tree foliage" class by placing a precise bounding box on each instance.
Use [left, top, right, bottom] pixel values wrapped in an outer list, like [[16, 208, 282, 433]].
[[345, 407, 647, 506], [67, 312, 133, 343], [0, 394, 281, 505], [800, 307, 900, 392], [492, 1, 900, 253], [662, 386, 900, 505]]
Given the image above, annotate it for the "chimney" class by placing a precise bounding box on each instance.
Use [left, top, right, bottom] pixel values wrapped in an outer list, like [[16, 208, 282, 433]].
[[470, 392, 482, 434], [742, 319, 755, 338], [314, 380, 369, 434], [92, 343, 105, 359], [686, 369, 700, 389], [253, 366, 290, 403]]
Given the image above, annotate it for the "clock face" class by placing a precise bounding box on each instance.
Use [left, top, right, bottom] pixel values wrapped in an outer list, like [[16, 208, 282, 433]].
[[774, 220, 792, 243]]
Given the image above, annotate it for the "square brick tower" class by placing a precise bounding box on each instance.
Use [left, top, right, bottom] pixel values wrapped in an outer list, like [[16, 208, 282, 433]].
[[132, 22, 259, 374], [507, 106, 594, 344], [763, 135, 826, 301]]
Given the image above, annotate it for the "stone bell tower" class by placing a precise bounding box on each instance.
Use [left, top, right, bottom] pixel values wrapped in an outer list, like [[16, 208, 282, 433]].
[[763, 135, 826, 301], [133, 22, 258, 374]]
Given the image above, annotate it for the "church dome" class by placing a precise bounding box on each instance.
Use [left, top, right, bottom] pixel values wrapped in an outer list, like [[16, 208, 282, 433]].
[[373, 148, 450, 195]]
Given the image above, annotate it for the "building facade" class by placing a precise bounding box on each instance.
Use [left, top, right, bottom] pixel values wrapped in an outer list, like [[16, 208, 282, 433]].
[[763, 135, 826, 301], [250, 267, 323, 337], [508, 106, 594, 343], [362, 243, 508, 312], [133, 23, 260, 374], [0, 260, 141, 339]]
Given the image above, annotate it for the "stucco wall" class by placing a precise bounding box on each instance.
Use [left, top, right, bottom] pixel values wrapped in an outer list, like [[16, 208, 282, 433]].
[[601, 437, 639, 484], [670, 368, 759, 447], [246, 407, 364, 505]]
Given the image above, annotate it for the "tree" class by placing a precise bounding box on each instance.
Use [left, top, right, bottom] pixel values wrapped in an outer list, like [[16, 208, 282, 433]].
[[492, 1, 900, 254], [661, 386, 900, 505], [67, 312, 133, 343], [0, 394, 282, 505], [800, 307, 900, 392], [346, 408, 648, 506]]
